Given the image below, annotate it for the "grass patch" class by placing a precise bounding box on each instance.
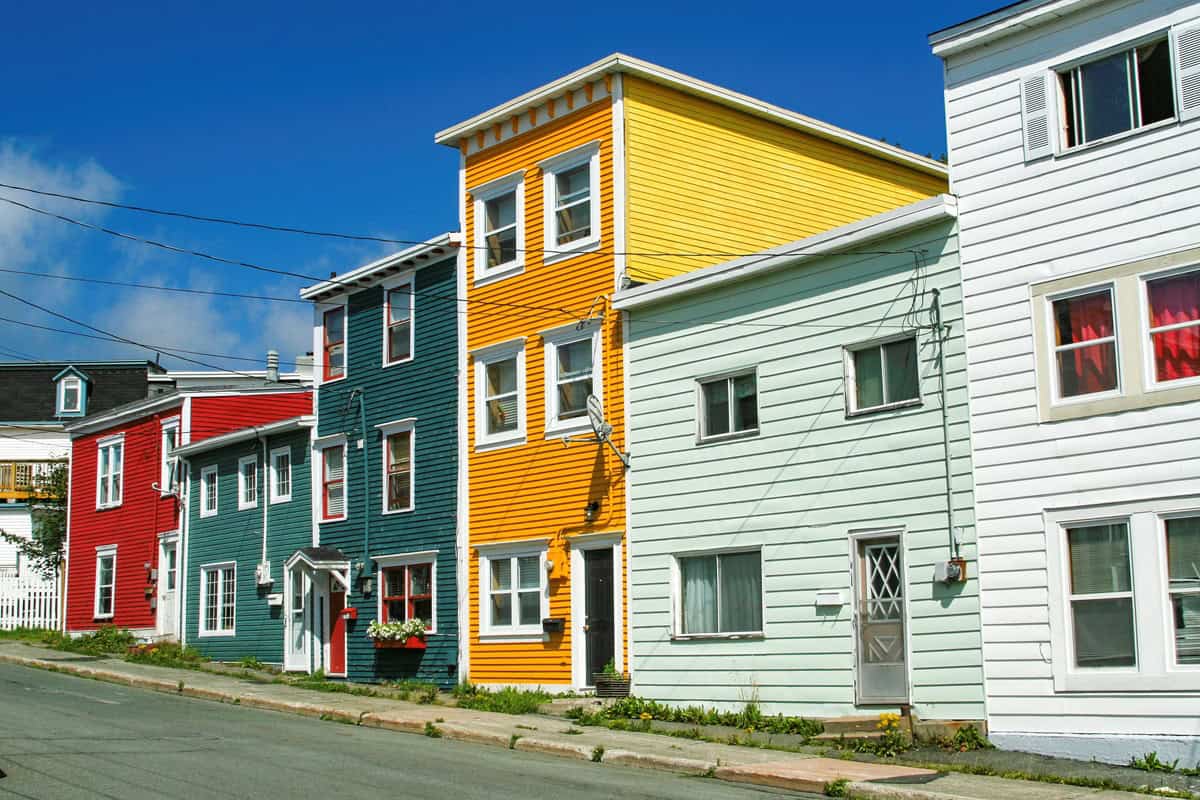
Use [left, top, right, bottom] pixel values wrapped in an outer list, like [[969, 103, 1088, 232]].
[[566, 696, 823, 739], [452, 683, 553, 715], [424, 721, 442, 738], [237, 655, 268, 671], [591, 745, 604, 763], [0, 626, 53, 641], [380, 679, 440, 704], [893, 758, 1196, 799], [824, 778, 849, 797], [126, 642, 209, 669], [40, 624, 136, 655]]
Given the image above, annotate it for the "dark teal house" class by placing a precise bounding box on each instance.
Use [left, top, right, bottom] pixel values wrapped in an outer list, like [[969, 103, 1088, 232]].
[[177, 416, 314, 666], [300, 234, 461, 686]]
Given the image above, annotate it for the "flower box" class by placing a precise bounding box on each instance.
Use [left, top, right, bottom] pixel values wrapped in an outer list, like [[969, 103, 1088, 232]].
[[373, 636, 426, 650]]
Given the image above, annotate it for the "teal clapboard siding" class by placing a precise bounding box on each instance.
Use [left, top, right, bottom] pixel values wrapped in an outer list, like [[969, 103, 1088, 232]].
[[185, 428, 311, 664], [316, 255, 458, 686], [623, 216, 986, 720]]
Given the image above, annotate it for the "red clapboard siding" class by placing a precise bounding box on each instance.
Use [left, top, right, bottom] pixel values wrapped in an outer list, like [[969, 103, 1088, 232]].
[[189, 392, 313, 442]]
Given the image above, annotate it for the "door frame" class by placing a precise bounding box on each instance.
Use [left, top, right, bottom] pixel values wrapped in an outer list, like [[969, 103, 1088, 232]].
[[156, 531, 180, 639], [284, 566, 311, 672], [848, 528, 913, 706], [569, 531, 623, 690]]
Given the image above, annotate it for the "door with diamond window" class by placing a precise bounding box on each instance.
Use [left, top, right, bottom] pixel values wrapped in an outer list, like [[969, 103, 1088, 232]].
[[854, 535, 909, 704]]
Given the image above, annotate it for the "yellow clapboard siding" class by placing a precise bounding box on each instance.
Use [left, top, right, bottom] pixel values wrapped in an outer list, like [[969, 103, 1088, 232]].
[[623, 76, 947, 282]]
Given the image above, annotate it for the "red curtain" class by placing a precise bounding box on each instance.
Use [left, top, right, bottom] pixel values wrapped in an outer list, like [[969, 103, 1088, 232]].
[[1054, 291, 1117, 396], [1149, 273, 1200, 382]]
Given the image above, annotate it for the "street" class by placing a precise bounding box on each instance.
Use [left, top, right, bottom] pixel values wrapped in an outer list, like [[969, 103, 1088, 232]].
[[0, 662, 807, 799]]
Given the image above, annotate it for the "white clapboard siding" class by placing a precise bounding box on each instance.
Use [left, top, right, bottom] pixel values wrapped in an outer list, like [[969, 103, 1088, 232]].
[[940, 0, 1200, 761], [0, 572, 60, 631]]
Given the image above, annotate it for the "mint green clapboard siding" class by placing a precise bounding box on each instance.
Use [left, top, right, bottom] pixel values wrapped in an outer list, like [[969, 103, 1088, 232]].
[[624, 219, 986, 720], [185, 429, 311, 664]]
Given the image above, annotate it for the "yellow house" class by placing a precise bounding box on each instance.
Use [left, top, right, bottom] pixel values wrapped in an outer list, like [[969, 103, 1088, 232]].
[[436, 53, 947, 690]]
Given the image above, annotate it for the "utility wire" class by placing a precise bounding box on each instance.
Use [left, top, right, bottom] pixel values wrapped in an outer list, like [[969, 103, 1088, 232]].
[[0, 267, 309, 304]]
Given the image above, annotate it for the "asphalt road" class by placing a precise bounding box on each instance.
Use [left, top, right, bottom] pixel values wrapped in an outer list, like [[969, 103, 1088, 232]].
[[0, 662, 807, 800]]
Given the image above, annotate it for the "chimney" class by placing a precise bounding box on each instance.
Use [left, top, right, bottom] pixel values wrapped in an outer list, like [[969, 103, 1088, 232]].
[[266, 350, 280, 383], [294, 353, 314, 381]]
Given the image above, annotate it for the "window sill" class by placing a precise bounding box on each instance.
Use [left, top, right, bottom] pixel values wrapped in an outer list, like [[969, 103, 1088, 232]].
[[237, 502, 258, 512], [269, 496, 292, 505], [1055, 116, 1177, 160], [200, 512, 218, 519], [474, 263, 525, 288], [321, 375, 347, 386], [93, 614, 114, 621], [479, 632, 547, 643], [382, 356, 415, 370], [543, 237, 601, 267], [198, 631, 237, 639], [545, 418, 592, 439], [670, 632, 764, 642], [1054, 669, 1200, 693], [320, 516, 348, 524], [381, 506, 414, 516], [474, 434, 526, 453], [96, 503, 123, 511], [847, 398, 922, 418], [696, 429, 759, 446]]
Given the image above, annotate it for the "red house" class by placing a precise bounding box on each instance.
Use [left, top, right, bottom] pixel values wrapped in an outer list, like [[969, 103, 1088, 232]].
[[64, 383, 312, 639]]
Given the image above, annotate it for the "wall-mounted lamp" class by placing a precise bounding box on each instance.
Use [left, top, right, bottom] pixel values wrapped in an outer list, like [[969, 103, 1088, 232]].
[[584, 500, 600, 523]]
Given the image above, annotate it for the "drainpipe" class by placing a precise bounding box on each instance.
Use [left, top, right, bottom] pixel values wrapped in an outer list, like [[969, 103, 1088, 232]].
[[931, 289, 960, 558], [350, 388, 370, 585], [258, 429, 269, 567]]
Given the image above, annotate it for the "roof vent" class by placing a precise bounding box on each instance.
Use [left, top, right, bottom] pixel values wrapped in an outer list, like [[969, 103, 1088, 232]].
[[266, 350, 279, 383]]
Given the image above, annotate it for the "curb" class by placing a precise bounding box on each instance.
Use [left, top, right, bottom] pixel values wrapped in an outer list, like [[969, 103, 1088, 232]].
[[846, 782, 975, 800]]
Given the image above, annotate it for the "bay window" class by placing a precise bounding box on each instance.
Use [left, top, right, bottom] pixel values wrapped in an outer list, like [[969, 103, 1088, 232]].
[[676, 550, 762, 637]]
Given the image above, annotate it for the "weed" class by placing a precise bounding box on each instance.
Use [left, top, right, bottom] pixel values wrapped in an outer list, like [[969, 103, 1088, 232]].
[[515, 724, 537, 731], [509, 734, 521, 749], [418, 684, 440, 705], [1131, 752, 1179, 773], [563, 728, 583, 735], [0, 626, 53, 641], [452, 683, 552, 714], [424, 721, 442, 738], [237, 656, 268, 671], [703, 766, 717, 778], [45, 624, 135, 655], [946, 725, 993, 753], [435, 717, 445, 723], [126, 642, 208, 669], [587, 696, 822, 739], [591, 746, 605, 763], [824, 778, 850, 797]]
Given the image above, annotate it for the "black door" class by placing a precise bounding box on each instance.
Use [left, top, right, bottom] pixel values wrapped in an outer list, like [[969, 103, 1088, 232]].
[[584, 548, 615, 682]]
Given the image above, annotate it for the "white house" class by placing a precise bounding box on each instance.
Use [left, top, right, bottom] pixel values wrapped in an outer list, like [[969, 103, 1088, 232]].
[[931, 0, 1200, 763]]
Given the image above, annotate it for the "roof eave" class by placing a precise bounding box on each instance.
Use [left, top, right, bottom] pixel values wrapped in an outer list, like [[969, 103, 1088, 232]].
[[172, 415, 315, 458], [929, 0, 1101, 57], [300, 232, 461, 302]]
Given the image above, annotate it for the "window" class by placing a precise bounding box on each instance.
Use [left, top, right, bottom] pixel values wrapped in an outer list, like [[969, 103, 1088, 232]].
[[96, 437, 123, 509], [847, 336, 921, 414], [384, 428, 413, 513], [1051, 288, 1119, 399], [160, 419, 180, 494], [542, 322, 601, 435], [1060, 38, 1174, 149], [384, 278, 414, 365], [94, 547, 116, 619], [59, 377, 82, 414], [540, 143, 600, 261], [199, 563, 236, 636], [676, 550, 762, 636], [1167, 517, 1200, 666], [238, 455, 258, 510], [269, 447, 292, 504], [1066, 522, 1136, 668], [200, 465, 218, 517], [474, 340, 526, 449], [698, 371, 758, 441], [381, 562, 434, 630], [323, 305, 346, 382], [471, 172, 524, 282], [320, 444, 346, 521], [1145, 269, 1200, 385], [481, 549, 546, 636]]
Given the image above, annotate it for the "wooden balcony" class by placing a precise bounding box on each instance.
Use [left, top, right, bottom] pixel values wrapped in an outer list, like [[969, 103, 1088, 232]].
[[0, 461, 62, 502]]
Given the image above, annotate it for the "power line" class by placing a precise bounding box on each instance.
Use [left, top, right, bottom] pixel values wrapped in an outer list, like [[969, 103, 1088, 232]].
[[0, 267, 309, 304]]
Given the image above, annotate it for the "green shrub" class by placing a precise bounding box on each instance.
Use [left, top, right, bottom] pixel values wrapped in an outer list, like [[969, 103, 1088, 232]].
[[126, 642, 209, 669], [452, 684, 551, 715], [581, 695, 823, 739], [947, 725, 993, 752], [824, 778, 849, 797], [1130, 752, 1178, 773], [45, 624, 136, 655]]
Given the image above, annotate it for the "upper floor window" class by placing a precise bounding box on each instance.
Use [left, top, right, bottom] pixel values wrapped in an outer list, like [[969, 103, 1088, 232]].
[[59, 377, 82, 414], [846, 335, 921, 414], [1061, 38, 1175, 149], [698, 371, 758, 442], [200, 465, 218, 517], [471, 172, 525, 284], [238, 455, 258, 510], [269, 446, 292, 504], [473, 339, 526, 449], [540, 143, 601, 262], [319, 442, 346, 522], [323, 306, 346, 382], [1051, 288, 1119, 400], [384, 278, 414, 365], [1145, 268, 1200, 385], [382, 424, 413, 514], [542, 321, 601, 436], [96, 437, 123, 509], [160, 419, 180, 494]]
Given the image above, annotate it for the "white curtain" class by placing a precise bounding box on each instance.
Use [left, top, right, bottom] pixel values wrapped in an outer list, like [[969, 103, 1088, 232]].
[[680, 557, 717, 634], [719, 552, 762, 633]]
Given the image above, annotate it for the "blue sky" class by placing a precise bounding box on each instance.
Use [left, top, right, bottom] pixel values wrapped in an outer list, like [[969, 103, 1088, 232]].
[[1, 0, 996, 372]]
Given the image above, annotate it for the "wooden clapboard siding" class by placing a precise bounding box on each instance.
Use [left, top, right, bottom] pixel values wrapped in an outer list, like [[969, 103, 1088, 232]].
[[184, 428, 311, 664], [939, 0, 1200, 755], [464, 96, 627, 687], [622, 76, 947, 283], [624, 217, 986, 719], [315, 255, 460, 687]]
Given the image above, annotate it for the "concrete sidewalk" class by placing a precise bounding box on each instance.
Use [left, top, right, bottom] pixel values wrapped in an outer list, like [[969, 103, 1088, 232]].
[[0, 642, 1155, 800]]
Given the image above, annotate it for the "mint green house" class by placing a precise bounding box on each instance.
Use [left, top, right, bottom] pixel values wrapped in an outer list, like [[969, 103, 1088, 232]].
[[613, 196, 985, 723]]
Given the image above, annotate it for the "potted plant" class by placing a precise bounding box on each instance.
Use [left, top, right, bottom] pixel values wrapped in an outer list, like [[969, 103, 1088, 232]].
[[592, 659, 630, 697], [367, 618, 427, 650]]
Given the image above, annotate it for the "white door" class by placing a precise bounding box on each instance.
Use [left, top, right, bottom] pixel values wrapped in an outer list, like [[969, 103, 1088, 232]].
[[157, 540, 178, 638], [854, 535, 909, 705], [284, 568, 310, 672]]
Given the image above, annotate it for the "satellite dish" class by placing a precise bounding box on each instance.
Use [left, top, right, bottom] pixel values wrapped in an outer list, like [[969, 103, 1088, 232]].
[[587, 395, 612, 440]]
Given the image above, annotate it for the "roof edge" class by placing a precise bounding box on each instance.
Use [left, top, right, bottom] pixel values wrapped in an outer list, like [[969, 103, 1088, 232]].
[[172, 415, 315, 458], [300, 232, 461, 301], [929, 0, 1102, 56]]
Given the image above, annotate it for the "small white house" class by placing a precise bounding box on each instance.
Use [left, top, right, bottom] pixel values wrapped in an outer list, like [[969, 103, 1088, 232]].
[[931, 0, 1200, 764]]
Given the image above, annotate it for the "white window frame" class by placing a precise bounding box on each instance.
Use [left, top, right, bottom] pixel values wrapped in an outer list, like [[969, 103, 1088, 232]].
[[472, 338, 526, 451], [317, 300, 348, 386], [198, 561, 237, 637], [95, 435, 124, 510], [1139, 264, 1200, 392], [541, 319, 602, 438], [315, 437, 348, 523], [1045, 497, 1200, 693], [670, 546, 765, 640], [237, 455, 258, 510], [381, 273, 415, 367], [477, 540, 549, 640], [695, 368, 760, 443], [1042, 284, 1123, 406], [94, 545, 116, 619], [471, 170, 525, 286], [1162, 511, 1200, 670], [375, 550, 438, 634], [159, 418, 181, 496], [200, 465, 219, 518], [540, 142, 601, 264], [378, 418, 416, 515], [844, 333, 924, 416], [58, 376, 82, 414], [269, 446, 292, 504]]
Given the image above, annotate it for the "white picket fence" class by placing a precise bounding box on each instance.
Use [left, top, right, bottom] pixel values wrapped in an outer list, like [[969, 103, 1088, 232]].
[[0, 571, 60, 631]]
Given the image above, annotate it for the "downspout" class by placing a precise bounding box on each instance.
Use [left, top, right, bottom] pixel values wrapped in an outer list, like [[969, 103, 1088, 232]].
[[931, 289, 961, 558], [352, 389, 370, 584], [258, 429, 268, 568]]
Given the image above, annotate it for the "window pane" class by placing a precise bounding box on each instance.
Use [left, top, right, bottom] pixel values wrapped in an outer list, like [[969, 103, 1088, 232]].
[[1056, 342, 1119, 397], [387, 432, 411, 511], [1136, 40, 1175, 126], [1061, 70, 1080, 148], [324, 308, 344, 345], [98, 556, 113, 589], [854, 347, 884, 409], [557, 339, 592, 419], [732, 374, 757, 432], [63, 385, 79, 410], [883, 338, 920, 403], [411, 597, 433, 626], [389, 319, 411, 361], [490, 558, 511, 591], [556, 164, 590, 206], [385, 568, 405, 598], [1054, 291, 1114, 345], [486, 227, 517, 268], [1168, 518, 1200, 665], [1079, 51, 1134, 143], [518, 590, 541, 626], [485, 358, 519, 434], [556, 201, 591, 245], [386, 600, 405, 621], [324, 447, 343, 480], [702, 380, 730, 438], [487, 358, 516, 395], [205, 570, 218, 630], [486, 192, 516, 231], [1147, 272, 1200, 382], [387, 287, 410, 324], [719, 552, 762, 633], [517, 556, 540, 590], [491, 593, 512, 627], [1072, 597, 1136, 667], [222, 568, 236, 630], [409, 564, 432, 597], [680, 556, 718, 634], [1068, 523, 1132, 594]]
